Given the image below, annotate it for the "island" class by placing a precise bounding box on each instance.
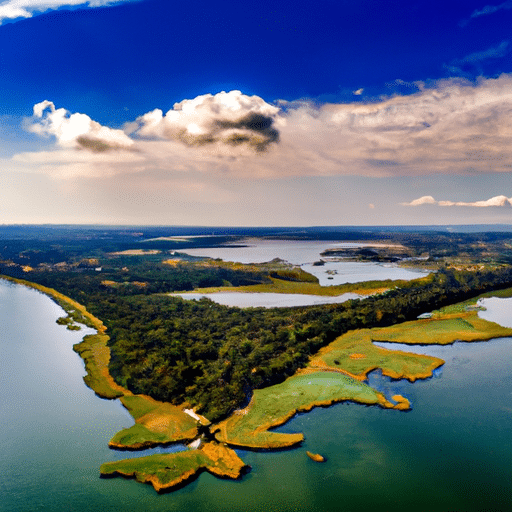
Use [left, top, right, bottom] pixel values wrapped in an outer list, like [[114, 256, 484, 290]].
[[2, 225, 512, 492]]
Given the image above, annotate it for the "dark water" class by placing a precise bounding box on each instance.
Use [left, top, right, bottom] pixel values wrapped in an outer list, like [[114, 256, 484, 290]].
[[2, 280, 512, 512]]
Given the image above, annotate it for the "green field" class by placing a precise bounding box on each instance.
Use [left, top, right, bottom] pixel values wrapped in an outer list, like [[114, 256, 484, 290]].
[[370, 311, 512, 345], [309, 328, 444, 381], [213, 370, 397, 449]]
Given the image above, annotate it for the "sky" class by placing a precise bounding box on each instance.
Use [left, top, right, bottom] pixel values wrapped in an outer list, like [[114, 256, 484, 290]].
[[1, 0, 512, 226]]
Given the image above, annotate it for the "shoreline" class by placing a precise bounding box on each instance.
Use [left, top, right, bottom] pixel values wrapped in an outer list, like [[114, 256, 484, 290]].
[[4, 274, 512, 493]]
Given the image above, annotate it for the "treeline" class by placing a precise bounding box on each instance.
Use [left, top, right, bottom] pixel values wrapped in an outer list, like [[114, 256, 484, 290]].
[[25, 262, 270, 302], [98, 266, 512, 421]]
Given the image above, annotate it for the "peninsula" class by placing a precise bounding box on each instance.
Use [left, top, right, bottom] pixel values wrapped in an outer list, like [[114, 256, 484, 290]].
[[2, 225, 512, 492]]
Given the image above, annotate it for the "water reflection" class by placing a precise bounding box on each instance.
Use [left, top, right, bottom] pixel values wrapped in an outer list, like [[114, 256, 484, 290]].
[[173, 291, 361, 308], [477, 296, 512, 328], [180, 239, 429, 285]]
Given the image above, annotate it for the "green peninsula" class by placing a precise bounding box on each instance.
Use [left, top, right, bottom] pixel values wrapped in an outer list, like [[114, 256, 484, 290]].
[[3, 227, 512, 493]]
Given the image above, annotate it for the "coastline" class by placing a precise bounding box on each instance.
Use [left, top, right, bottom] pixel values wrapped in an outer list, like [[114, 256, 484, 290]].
[[4, 274, 512, 493]]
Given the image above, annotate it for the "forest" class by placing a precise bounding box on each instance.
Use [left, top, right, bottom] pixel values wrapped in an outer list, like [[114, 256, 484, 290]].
[[3, 225, 512, 420]]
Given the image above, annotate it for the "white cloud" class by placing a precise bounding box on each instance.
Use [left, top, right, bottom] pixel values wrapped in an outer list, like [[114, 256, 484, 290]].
[[28, 100, 134, 152], [0, 0, 130, 23], [402, 196, 437, 206], [18, 75, 512, 182], [131, 90, 282, 153], [402, 195, 512, 207]]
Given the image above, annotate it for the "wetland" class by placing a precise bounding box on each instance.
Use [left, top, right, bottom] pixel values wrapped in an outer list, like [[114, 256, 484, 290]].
[[3, 225, 512, 510]]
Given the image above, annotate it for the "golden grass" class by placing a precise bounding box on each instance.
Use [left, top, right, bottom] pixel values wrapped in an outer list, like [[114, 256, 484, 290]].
[[109, 395, 199, 449], [371, 311, 512, 345], [100, 441, 247, 493]]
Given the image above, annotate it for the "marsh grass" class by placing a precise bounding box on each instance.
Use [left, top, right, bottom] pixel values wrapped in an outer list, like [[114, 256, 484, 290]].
[[213, 371, 383, 449], [109, 395, 199, 448], [100, 442, 246, 492], [309, 329, 444, 381]]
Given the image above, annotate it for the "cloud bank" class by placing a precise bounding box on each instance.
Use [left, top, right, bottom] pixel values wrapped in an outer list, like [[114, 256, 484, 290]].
[[402, 195, 512, 207], [17, 74, 512, 181], [0, 0, 130, 23]]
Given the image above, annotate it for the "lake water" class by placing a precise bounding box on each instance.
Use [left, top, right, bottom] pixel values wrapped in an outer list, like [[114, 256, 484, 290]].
[[181, 239, 429, 286], [2, 279, 512, 512], [173, 291, 361, 308]]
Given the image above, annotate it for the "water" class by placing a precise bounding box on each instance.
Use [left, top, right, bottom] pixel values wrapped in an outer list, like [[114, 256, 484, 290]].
[[478, 296, 512, 328], [181, 239, 429, 285], [2, 279, 512, 511], [172, 291, 361, 308]]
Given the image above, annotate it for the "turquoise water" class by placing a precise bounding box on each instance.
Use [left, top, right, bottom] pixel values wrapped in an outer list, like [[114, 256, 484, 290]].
[[2, 279, 512, 511]]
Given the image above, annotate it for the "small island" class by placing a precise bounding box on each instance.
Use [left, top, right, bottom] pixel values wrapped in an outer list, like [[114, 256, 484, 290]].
[[306, 451, 325, 462]]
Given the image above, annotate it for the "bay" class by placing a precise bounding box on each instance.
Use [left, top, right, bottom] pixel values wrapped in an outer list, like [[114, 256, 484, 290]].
[[180, 239, 429, 285], [2, 279, 512, 511]]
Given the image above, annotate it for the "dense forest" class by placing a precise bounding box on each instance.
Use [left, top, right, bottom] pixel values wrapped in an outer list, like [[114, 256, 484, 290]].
[[25, 265, 512, 421], [99, 267, 512, 420], [3, 225, 512, 420]]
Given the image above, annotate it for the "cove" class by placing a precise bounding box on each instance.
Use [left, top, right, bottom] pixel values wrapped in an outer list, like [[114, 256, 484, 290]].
[[2, 279, 512, 511]]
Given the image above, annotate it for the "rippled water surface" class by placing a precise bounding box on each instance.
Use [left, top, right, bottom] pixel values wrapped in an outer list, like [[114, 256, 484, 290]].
[[2, 279, 512, 512]]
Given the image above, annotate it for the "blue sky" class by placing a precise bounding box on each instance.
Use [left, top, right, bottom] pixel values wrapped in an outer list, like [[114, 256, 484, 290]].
[[1, 0, 512, 225]]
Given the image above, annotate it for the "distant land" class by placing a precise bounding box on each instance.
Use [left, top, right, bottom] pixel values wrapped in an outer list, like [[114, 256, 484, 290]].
[[3, 223, 512, 494]]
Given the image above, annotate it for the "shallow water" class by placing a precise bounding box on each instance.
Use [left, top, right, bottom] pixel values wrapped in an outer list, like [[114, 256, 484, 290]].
[[2, 279, 512, 512]]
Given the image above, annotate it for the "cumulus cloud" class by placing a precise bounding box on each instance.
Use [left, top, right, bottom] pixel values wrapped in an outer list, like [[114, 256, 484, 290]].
[[28, 100, 134, 152], [19, 76, 512, 181], [130, 90, 281, 152], [402, 195, 512, 207], [0, 0, 130, 23]]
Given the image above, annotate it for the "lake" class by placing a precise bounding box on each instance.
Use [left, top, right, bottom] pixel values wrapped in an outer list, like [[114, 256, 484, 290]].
[[172, 291, 361, 308], [2, 279, 512, 511], [180, 239, 430, 285]]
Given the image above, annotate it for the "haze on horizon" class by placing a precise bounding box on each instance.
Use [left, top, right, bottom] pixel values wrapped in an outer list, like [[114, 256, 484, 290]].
[[1, 0, 512, 227]]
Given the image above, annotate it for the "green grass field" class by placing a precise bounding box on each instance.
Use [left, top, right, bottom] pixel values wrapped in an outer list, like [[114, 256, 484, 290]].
[[213, 370, 390, 449], [309, 329, 444, 381], [370, 311, 512, 345]]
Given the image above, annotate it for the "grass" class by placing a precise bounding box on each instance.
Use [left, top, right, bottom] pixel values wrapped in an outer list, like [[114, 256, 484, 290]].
[[213, 370, 393, 449], [370, 311, 512, 345], [73, 334, 125, 399], [100, 442, 246, 493], [109, 395, 199, 448], [309, 329, 444, 381], [182, 277, 400, 297]]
